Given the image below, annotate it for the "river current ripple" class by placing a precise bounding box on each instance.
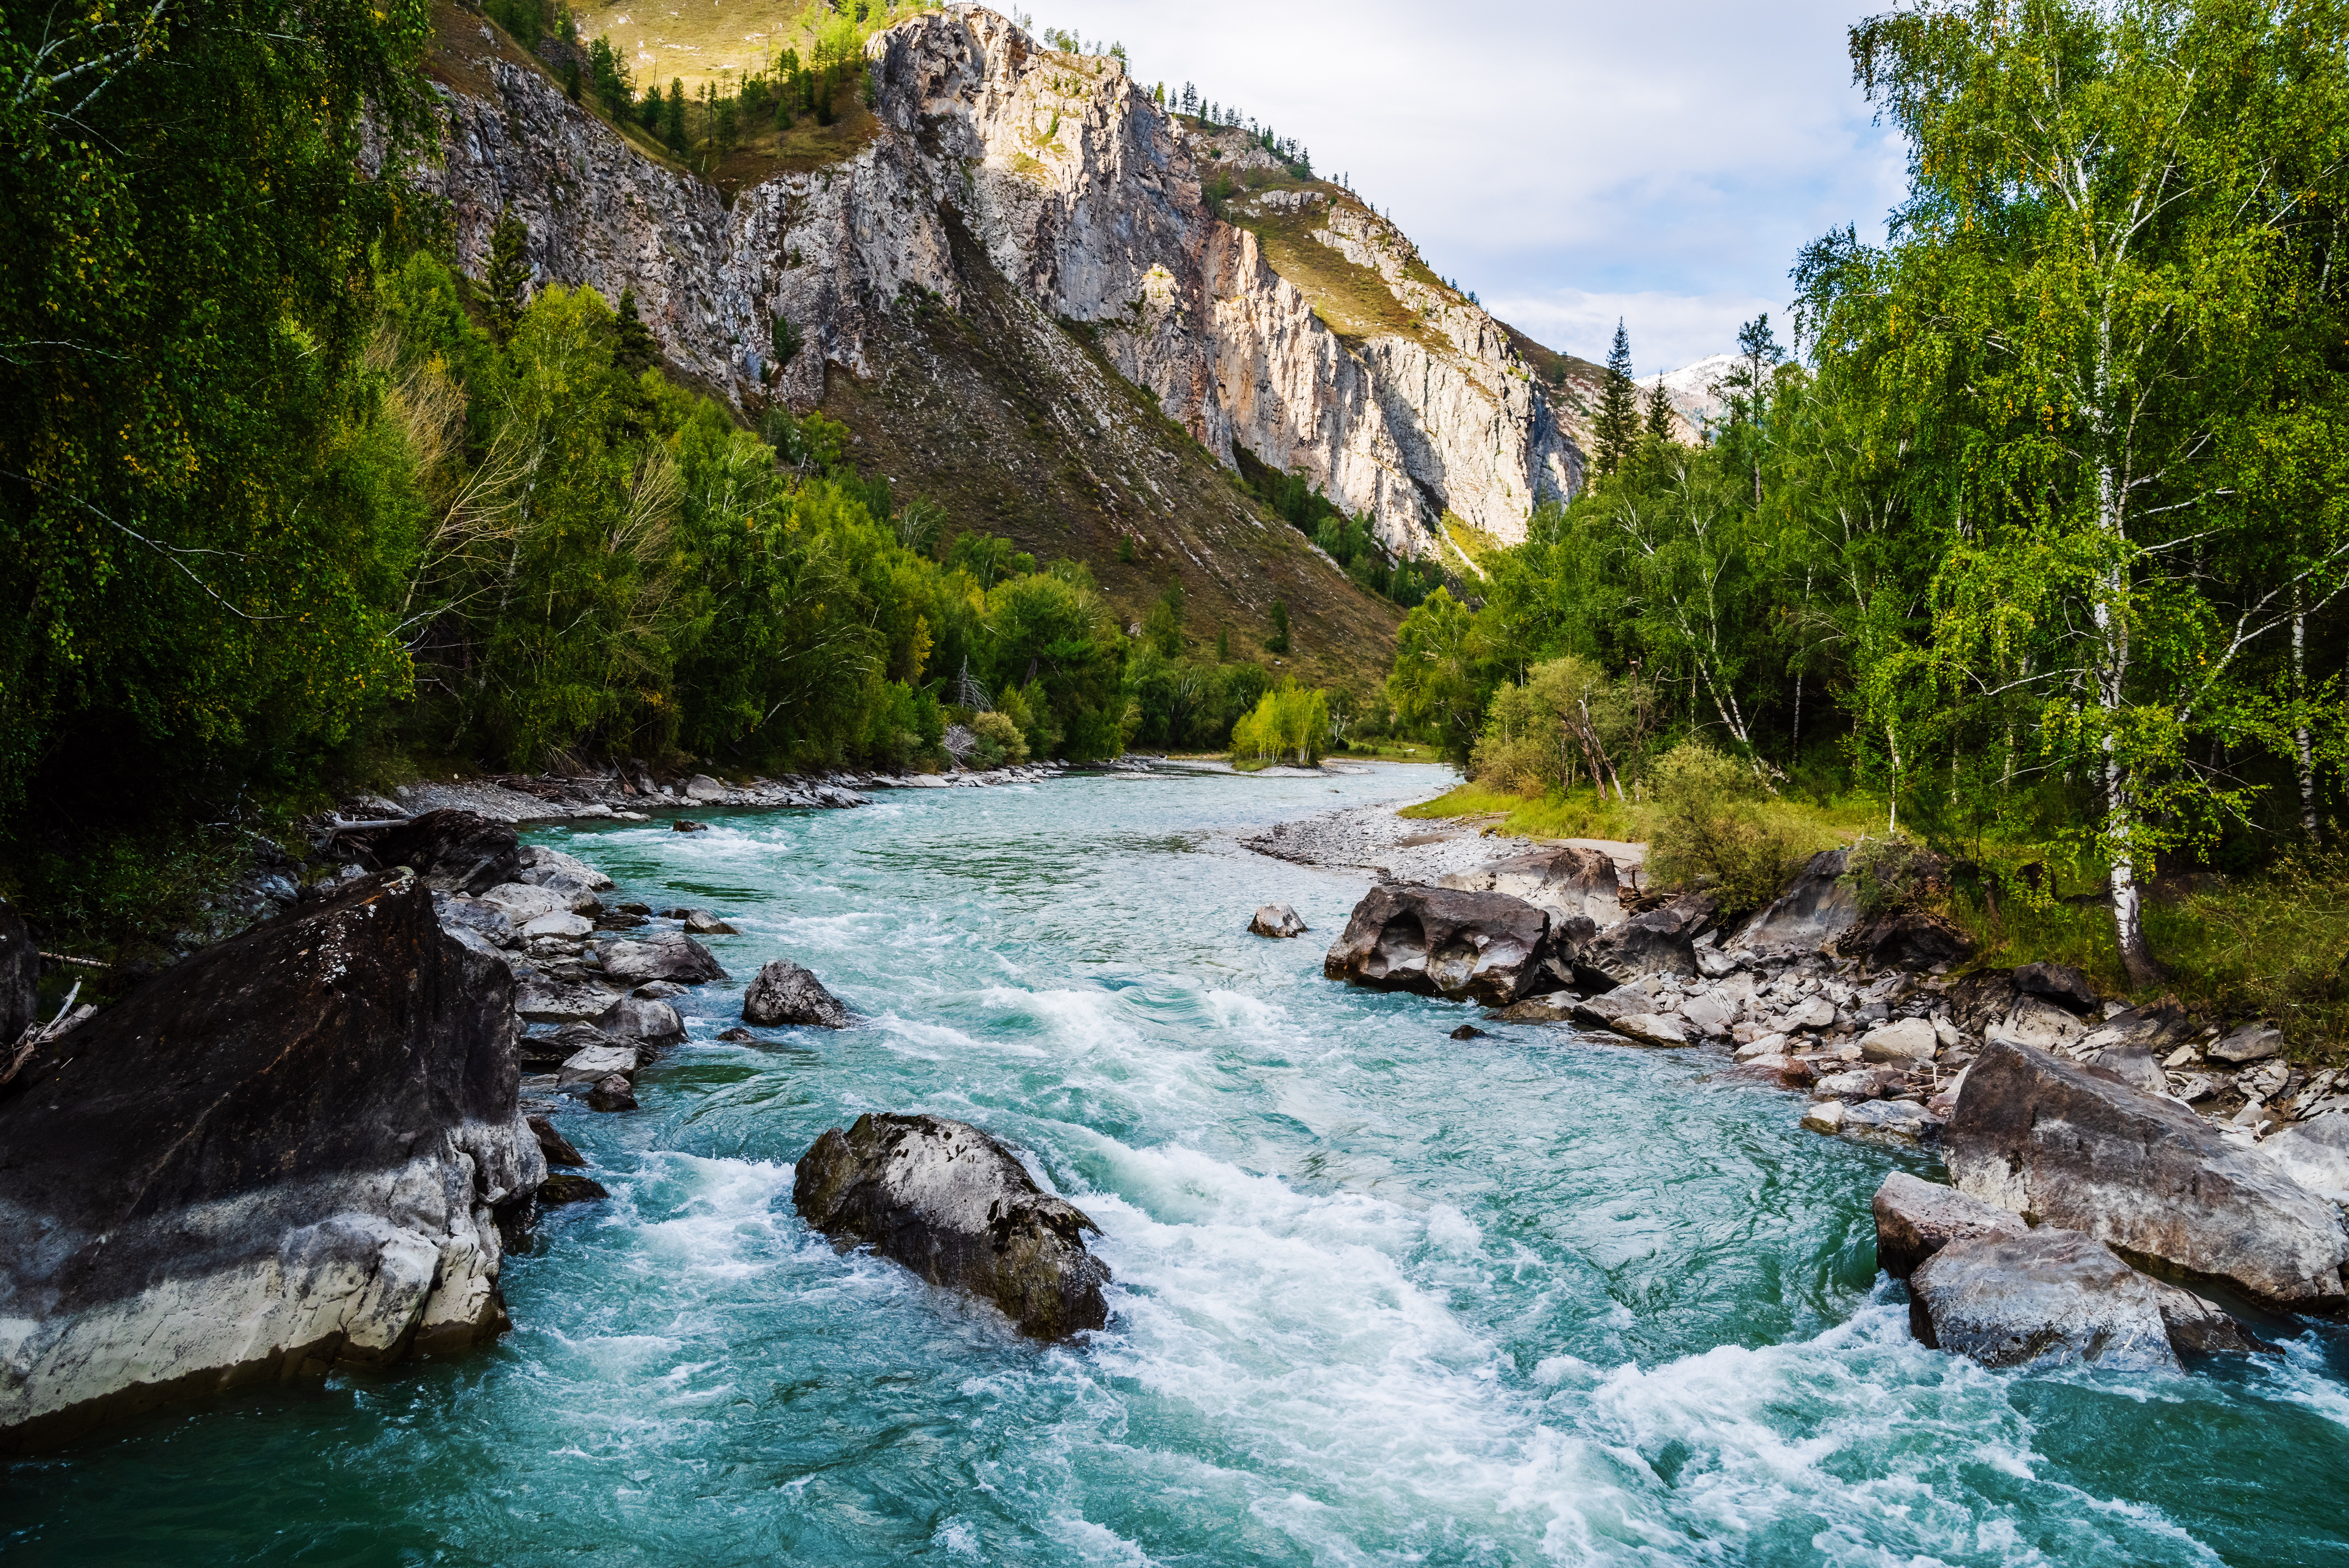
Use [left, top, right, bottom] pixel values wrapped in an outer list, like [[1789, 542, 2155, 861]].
[[9, 765, 2349, 1564]]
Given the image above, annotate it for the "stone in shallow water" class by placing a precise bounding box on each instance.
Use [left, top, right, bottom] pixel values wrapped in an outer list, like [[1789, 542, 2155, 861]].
[[538, 1173, 609, 1205], [793, 1112, 1110, 1340], [1322, 883, 1554, 1005], [742, 958, 849, 1028], [1907, 1230, 2179, 1373], [1248, 903, 1308, 938], [1948, 1038, 2349, 1310]]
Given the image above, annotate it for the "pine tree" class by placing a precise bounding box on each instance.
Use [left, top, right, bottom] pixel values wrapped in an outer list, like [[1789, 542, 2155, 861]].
[[1592, 318, 1638, 477], [662, 78, 686, 152], [1643, 380, 1675, 445], [483, 204, 531, 345], [1266, 599, 1290, 654], [615, 288, 658, 373]]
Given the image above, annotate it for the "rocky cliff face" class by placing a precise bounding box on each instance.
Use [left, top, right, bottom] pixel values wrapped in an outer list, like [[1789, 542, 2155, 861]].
[[405, 6, 1580, 558]]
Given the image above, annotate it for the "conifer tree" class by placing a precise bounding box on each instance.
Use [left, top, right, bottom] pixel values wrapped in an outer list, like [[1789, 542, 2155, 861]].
[[615, 287, 658, 373], [1643, 379, 1675, 445], [662, 78, 686, 150], [1592, 318, 1638, 477], [483, 205, 531, 345]]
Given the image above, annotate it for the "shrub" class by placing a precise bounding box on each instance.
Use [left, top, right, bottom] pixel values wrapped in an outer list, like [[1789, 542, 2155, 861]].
[[969, 709, 1029, 769], [1647, 742, 1801, 914], [1845, 833, 1946, 915]]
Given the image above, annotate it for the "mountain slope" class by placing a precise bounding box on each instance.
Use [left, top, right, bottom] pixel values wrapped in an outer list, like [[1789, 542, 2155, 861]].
[[398, 5, 1589, 678]]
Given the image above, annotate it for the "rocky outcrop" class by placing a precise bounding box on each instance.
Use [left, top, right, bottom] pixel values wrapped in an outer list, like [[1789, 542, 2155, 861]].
[[793, 1113, 1110, 1340], [599, 934, 725, 987], [1249, 904, 1308, 938], [1438, 845, 1621, 929], [742, 959, 849, 1029], [1573, 894, 1713, 987], [1738, 850, 1856, 955], [1907, 1230, 2182, 1373], [1947, 1038, 2349, 1309], [2262, 1113, 2349, 1205], [0, 872, 543, 1451], [396, 8, 1579, 561], [1323, 884, 1555, 1005], [364, 809, 520, 895]]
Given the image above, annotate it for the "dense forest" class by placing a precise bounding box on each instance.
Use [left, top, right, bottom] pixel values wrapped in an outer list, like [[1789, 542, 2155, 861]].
[[0, 0, 1357, 952], [1392, 0, 2349, 1009]]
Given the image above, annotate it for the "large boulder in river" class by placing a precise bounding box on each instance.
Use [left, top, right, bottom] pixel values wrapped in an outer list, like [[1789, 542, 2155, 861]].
[[0, 896, 35, 1047], [742, 958, 849, 1028], [599, 933, 725, 987], [1322, 883, 1555, 1006], [1948, 1038, 2349, 1309], [0, 872, 543, 1452], [1248, 904, 1308, 938], [1438, 845, 1621, 928], [367, 809, 519, 896], [792, 1113, 1110, 1340], [1907, 1230, 2180, 1372]]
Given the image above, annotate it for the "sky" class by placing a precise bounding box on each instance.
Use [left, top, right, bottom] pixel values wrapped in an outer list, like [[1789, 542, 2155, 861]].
[[1021, 0, 1911, 374]]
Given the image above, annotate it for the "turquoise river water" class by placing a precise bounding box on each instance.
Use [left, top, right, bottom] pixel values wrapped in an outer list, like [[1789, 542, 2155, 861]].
[[7, 764, 2349, 1564]]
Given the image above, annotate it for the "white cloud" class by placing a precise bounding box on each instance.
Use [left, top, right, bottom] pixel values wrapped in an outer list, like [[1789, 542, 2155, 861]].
[[1020, 0, 1908, 370]]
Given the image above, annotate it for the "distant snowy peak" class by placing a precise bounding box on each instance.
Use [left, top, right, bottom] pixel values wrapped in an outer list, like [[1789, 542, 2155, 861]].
[[1640, 353, 1739, 435]]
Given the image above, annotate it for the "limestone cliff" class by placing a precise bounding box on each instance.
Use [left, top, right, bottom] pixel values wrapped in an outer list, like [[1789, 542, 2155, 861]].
[[404, 5, 1581, 567]]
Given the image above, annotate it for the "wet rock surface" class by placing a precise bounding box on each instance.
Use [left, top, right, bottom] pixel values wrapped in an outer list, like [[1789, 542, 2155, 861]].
[[742, 959, 850, 1029], [1873, 1172, 2029, 1280], [0, 873, 543, 1451], [1248, 904, 1308, 938], [793, 1113, 1111, 1340], [1908, 1230, 2182, 1373]]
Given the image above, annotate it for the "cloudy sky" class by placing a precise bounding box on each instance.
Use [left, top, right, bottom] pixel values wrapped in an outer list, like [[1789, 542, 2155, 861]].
[[1025, 0, 1910, 374]]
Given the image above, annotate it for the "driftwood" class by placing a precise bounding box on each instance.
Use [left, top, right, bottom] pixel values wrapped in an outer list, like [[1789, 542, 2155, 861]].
[[2, 980, 95, 1089]]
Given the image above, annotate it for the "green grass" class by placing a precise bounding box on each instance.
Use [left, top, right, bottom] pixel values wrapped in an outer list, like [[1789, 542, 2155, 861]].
[[1401, 782, 1879, 849]]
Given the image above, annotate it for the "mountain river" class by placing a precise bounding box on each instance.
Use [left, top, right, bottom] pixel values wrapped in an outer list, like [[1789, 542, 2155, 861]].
[[7, 763, 2349, 1564]]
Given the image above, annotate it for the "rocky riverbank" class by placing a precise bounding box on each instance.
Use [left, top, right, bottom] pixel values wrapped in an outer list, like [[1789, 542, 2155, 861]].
[[1282, 796, 2349, 1367]]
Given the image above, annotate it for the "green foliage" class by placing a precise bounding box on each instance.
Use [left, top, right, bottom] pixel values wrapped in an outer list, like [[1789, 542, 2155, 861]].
[[1143, 579, 1184, 657], [1647, 743, 1805, 914], [1265, 599, 1290, 654], [1845, 833, 1946, 917], [968, 709, 1028, 768], [483, 206, 532, 345], [1593, 319, 1640, 477], [1386, 588, 1482, 766], [0, 0, 432, 853], [1230, 680, 1331, 767]]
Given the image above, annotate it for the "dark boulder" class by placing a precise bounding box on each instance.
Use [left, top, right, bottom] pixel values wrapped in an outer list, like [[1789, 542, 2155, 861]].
[[1838, 909, 1973, 972], [1872, 1171, 2028, 1279], [1947, 1038, 2349, 1309], [1907, 1230, 2180, 1372], [1, 896, 36, 1047], [1322, 884, 1556, 1006], [1572, 895, 1712, 988], [527, 1114, 584, 1169], [599, 933, 725, 987], [2012, 961, 2098, 1014], [1438, 844, 1621, 928], [742, 958, 850, 1028], [367, 809, 520, 896], [1737, 849, 1855, 955], [0, 872, 543, 1452], [587, 1074, 638, 1112], [537, 1174, 608, 1206], [793, 1113, 1110, 1340]]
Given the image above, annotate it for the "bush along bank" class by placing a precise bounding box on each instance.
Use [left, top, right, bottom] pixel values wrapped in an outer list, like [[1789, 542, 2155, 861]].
[[1294, 818, 2349, 1373]]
